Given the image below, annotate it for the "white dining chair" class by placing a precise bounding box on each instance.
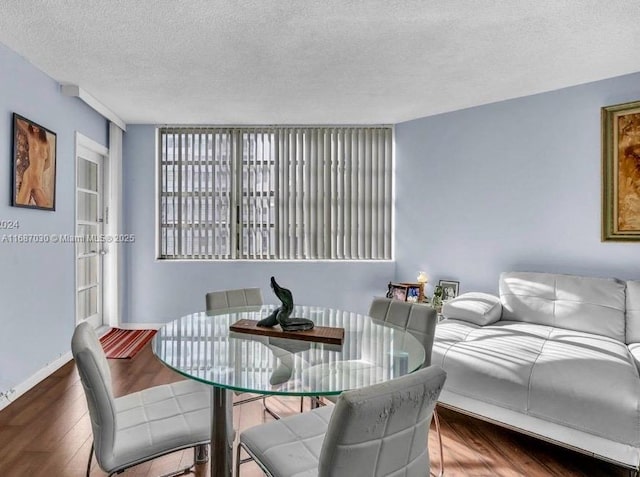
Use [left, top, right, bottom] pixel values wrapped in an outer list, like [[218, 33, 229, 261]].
[[316, 297, 444, 477], [71, 321, 213, 477], [367, 297, 445, 477], [236, 364, 446, 477]]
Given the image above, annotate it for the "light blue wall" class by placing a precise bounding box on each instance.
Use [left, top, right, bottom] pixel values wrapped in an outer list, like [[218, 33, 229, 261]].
[[0, 43, 107, 394], [122, 125, 394, 323], [396, 72, 640, 296]]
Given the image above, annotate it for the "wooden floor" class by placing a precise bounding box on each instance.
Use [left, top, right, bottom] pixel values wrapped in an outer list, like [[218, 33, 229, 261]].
[[0, 343, 632, 477]]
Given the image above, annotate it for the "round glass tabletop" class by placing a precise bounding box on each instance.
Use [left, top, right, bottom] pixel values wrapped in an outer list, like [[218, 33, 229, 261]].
[[152, 305, 426, 396]]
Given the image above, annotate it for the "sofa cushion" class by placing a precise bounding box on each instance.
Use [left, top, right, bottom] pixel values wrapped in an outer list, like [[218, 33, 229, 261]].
[[499, 272, 626, 342], [432, 320, 552, 411], [441, 292, 502, 326], [434, 319, 640, 447], [626, 281, 640, 344], [528, 328, 640, 446]]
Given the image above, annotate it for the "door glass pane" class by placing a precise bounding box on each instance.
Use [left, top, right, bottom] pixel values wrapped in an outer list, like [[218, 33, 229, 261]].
[[77, 256, 98, 289], [77, 286, 98, 320], [77, 224, 98, 255], [78, 191, 98, 221], [78, 158, 98, 191]]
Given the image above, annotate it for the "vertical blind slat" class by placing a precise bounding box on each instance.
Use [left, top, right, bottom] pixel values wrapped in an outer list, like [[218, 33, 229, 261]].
[[161, 133, 165, 257], [371, 130, 378, 259], [375, 130, 383, 259], [330, 130, 337, 259], [291, 129, 297, 259], [176, 133, 182, 257], [296, 130, 304, 258], [250, 131, 256, 259], [213, 132, 219, 259], [336, 129, 343, 259], [343, 130, 351, 259], [190, 133, 196, 257], [197, 134, 209, 258], [364, 129, 372, 258], [278, 131, 285, 258], [308, 129, 317, 259], [383, 130, 394, 257], [258, 131, 263, 259], [231, 131, 238, 259], [321, 131, 330, 259]]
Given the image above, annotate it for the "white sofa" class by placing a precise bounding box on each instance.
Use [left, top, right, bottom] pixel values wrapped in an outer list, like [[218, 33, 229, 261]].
[[432, 271, 640, 470]]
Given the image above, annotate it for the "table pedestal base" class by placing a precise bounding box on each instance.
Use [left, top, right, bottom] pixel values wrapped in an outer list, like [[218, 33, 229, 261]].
[[211, 387, 233, 476]]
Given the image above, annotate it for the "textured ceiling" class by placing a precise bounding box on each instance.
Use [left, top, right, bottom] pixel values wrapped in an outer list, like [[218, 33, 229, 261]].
[[0, 1, 639, 125]]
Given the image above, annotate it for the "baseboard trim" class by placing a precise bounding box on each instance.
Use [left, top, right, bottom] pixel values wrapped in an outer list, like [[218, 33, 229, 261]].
[[0, 350, 73, 412]]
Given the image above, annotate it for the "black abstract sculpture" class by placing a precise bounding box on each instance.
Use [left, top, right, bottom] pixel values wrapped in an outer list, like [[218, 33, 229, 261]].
[[257, 277, 314, 331]]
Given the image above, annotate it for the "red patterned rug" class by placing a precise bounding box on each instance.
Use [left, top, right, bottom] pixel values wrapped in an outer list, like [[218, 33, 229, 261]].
[[99, 328, 157, 359]]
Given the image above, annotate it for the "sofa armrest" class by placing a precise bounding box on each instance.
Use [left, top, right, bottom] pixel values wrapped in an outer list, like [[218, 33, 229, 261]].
[[441, 292, 502, 326]]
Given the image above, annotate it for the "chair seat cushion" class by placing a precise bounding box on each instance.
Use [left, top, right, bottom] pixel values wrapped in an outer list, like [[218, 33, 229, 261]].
[[433, 320, 640, 445], [240, 405, 334, 477], [113, 379, 212, 468]]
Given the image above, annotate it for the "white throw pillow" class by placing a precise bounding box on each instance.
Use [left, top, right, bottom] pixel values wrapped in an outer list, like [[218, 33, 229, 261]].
[[442, 292, 502, 326]]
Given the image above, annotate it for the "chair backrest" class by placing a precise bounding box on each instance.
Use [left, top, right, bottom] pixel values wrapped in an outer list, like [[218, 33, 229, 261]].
[[205, 287, 263, 311], [369, 297, 439, 367], [319, 365, 446, 477], [71, 322, 117, 470]]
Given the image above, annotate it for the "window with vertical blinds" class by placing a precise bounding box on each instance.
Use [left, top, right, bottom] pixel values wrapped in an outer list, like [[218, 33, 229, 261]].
[[158, 126, 393, 260]]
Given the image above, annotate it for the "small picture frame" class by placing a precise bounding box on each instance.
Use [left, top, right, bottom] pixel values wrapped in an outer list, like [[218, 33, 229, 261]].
[[438, 280, 460, 301], [12, 113, 57, 211], [387, 283, 409, 301], [400, 282, 424, 302]]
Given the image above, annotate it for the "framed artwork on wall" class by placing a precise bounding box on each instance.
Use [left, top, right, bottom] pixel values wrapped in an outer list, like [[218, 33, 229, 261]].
[[438, 279, 460, 302], [12, 113, 57, 211], [602, 100, 640, 241]]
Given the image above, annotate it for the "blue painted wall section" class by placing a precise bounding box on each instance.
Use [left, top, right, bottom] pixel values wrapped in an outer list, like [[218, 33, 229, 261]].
[[395, 72, 640, 296], [0, 43, 107, 393]]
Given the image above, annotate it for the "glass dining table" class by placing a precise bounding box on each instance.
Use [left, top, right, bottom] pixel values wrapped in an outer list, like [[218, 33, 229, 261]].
[[152, 304, 426, 477]]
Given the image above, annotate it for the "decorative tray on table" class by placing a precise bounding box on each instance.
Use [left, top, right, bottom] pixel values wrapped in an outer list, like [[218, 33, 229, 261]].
[[229, 319, 344, 345]]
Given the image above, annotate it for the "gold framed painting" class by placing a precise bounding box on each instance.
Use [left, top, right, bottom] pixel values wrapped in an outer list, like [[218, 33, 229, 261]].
[[602, 100, 640, 241], [12, 113, 57, 211]]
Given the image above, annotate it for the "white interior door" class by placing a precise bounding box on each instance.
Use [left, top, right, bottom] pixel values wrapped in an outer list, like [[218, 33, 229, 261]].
[[76, 146, 105, 328]]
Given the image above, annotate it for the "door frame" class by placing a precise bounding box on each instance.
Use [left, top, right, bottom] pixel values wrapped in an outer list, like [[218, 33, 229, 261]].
[[75, 132, 119, 328]]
